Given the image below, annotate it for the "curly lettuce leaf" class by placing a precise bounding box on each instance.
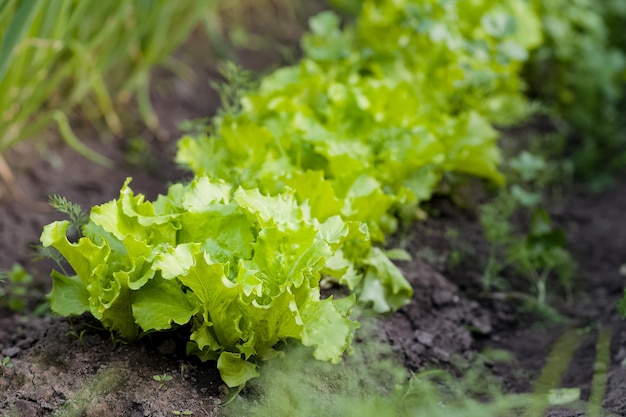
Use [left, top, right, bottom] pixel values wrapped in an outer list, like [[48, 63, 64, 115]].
[[360, 248, 414, 314]]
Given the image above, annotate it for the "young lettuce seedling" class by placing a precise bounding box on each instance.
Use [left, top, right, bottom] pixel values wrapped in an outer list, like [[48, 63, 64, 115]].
[[479, 150, 576, 309], [153, 373, 173, 390], [1, 356, 14, 377]]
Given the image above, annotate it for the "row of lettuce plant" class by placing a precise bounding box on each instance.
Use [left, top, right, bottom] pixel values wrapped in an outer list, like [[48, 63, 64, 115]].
[[176, 0, 542, 307], [40, 0, 623, 386]]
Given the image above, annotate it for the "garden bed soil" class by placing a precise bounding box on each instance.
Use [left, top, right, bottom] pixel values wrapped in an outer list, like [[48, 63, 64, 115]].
[[1, 19, 626, 417], [3, 164, 625, 417], [398, 175, 626, 417]]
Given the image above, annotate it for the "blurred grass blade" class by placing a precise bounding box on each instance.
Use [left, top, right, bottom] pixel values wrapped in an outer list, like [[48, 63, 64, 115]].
[[0, 0, 40, 82], [53, 112, 113, 168], [136, 76, 158, 132], [525, 330, 584, 417], [588, 327, 612, 417], [2, 0, 208, 161]]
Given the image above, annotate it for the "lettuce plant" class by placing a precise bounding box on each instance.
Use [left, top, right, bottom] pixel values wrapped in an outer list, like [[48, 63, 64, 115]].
[[40, 178, 414, 386], [178, 1, 542, 243]]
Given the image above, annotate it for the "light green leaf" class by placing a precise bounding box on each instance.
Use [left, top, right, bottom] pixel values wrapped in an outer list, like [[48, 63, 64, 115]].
[[301, 295, 358, 362], [284, 170, 344, 222], [41, 221, 110, 288], [119, 236, 156, 290], [133, 277, 198, 331], [385, 249, 412, 261], [314, 216, 350, 248], [509, 151, 546, 181], [90, 179, 178, 245], [237, 286, 304, 356], [154, 243, 201, 280], [234, 259, 263, 297], [323, 249, 362, 289], [177, 252, 224, 304], [309, 11, 340, 36], [179, 176, 232, 209], [361, 248, 413, 313], [180, 254, 245, 349], [252, 226, 330, 292], [98, 271, 138, 340], [234, 187, 303, 230], [189, 323, 222, 361], [217, 352, 260, 387], [48, 271, 89, 316], [177, 208, 254, 263], [510, 185, 542, 208]]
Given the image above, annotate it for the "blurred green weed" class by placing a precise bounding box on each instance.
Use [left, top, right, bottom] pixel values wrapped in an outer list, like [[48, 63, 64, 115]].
[[479, 150, 576, 309], [203, 0, 311, 62], [222, 321, 615, 417], [0, 262, 33, 312], [525, 0, 626, 184], [222, 323, 529, 417]]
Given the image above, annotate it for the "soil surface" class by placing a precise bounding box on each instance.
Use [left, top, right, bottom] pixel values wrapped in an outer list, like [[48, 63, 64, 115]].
[[1, 8, 626, 417], [392, 175, 626, 417]]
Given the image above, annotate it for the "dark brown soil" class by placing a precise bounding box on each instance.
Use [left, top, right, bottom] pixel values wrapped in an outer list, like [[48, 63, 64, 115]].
[[391, 175, 626, 416], [1, 7, 626, 416]]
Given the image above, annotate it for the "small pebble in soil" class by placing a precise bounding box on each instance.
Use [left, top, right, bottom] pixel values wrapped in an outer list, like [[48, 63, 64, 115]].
[[431, 289, 459, 306], [432, 347, 450, 362], [2, 346, 20, 357], [414, 330, 434, 347]]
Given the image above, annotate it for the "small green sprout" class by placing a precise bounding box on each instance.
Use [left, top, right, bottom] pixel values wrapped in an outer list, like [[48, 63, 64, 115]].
[[171, 411, 193, 416], [1, 356, 14, 376], [67, 319, 87, 347], [153, 373, 173, 389], [179, 361, 197, 380]]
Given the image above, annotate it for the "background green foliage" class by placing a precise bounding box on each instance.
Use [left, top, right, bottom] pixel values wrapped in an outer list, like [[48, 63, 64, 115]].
[[525, 0, 626, 182], [479, 150, 576, 312], [203, 0, 318, 62], [0, 263, 33, 312]]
